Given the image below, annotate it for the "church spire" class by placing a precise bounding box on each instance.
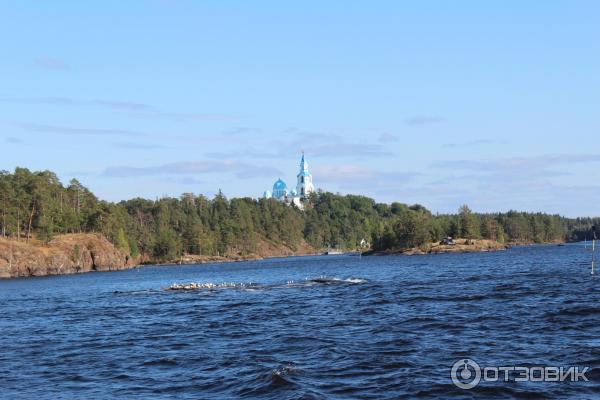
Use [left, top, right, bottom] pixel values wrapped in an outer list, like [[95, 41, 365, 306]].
[[299, 150, 308, 172]]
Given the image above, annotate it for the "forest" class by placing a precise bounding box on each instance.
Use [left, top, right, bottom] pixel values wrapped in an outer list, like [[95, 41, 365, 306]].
[[0, 168, 598, 262]]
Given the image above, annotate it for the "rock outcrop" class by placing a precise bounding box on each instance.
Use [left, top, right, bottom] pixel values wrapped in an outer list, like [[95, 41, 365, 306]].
[[404, 238, 508, 255], [0, 233, 136, 278], [0, 233, 318, 279], [365, 238, 508, 257]]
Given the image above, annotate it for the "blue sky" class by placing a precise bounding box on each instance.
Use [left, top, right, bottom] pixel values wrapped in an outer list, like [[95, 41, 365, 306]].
[[1, 1, 599, 216]]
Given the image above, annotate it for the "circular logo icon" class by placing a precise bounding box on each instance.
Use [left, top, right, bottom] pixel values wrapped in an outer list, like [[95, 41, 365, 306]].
[[451, 358, 481, 389]]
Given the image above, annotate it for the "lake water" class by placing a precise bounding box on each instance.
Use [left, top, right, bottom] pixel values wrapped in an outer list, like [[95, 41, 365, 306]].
[[1, 244, 599, 399]]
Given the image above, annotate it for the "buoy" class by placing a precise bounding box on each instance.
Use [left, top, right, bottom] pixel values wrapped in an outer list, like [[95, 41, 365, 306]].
[[592, 226, 597, 276]]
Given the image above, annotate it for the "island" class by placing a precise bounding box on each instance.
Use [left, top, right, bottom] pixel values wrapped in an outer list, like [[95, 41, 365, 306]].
[[0, 167, 596, 278]]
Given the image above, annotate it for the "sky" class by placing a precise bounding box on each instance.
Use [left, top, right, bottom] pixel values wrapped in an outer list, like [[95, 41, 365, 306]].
[[1, 1, 599, 217]]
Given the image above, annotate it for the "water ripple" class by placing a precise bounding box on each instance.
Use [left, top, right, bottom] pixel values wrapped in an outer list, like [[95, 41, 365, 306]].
[[0, 245, 598, 398]]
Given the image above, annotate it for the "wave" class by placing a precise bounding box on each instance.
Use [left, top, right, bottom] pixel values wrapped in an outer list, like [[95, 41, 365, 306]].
[[548, 305, 600, 317], [234, 365, 302, 398], [142, 358, 178, 366], [305, 276, 367, 285]]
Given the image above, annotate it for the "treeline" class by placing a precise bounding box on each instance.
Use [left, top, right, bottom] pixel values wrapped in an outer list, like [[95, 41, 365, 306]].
[[0, 168, 598, 260], [370, 204, 596, 251]]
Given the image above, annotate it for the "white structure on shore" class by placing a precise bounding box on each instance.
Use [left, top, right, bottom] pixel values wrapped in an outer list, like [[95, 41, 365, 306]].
[[263, 152, 314, 209]]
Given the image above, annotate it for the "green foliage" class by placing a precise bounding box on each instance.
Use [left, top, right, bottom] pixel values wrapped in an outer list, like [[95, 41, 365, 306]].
[[116, 227, 130, 254], [0, 167, 596, 261], [392, 210, 431, 249], [459, 205, 480, 239], [128, 237, 139, 258]]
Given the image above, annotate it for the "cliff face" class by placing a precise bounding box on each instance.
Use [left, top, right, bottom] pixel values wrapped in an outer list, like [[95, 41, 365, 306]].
[[0, 233, 319, 279], [0, 234, 136, 278]]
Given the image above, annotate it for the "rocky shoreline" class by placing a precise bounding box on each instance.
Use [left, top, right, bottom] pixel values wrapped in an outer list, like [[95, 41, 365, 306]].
[[0, 235, 540, 279], [364, 238, 509, 256], [0, 234, 136, 278], [0, 233, 319, 279]]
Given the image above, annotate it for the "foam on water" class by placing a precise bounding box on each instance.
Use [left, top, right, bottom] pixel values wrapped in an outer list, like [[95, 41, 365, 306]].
[[167, 276, 368, 291], [168, 282, 258, 291]]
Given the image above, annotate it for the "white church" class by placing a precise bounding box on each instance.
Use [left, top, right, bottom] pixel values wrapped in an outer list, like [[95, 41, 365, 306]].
[[263, 152, 314, 209]]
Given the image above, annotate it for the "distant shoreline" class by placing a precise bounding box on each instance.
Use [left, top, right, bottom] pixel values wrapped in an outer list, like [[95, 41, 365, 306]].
[[0, 235, 574, 280], [364, 239, 570, 257], [364, 238, 508, 256]]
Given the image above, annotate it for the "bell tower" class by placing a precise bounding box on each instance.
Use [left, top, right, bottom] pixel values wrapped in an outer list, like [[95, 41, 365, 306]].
[[296, 151, 314, 198]]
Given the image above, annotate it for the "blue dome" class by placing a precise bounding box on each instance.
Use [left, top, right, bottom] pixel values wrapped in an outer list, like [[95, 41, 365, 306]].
[[273, 179, 287, 191]]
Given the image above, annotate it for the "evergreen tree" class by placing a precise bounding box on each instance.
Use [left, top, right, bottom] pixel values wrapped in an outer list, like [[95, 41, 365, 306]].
[[458, 205, 480, 239], [0, 166, 590, 261]]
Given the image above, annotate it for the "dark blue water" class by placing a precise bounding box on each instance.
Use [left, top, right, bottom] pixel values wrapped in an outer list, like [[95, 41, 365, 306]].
[[1, 244, 599, 399]]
